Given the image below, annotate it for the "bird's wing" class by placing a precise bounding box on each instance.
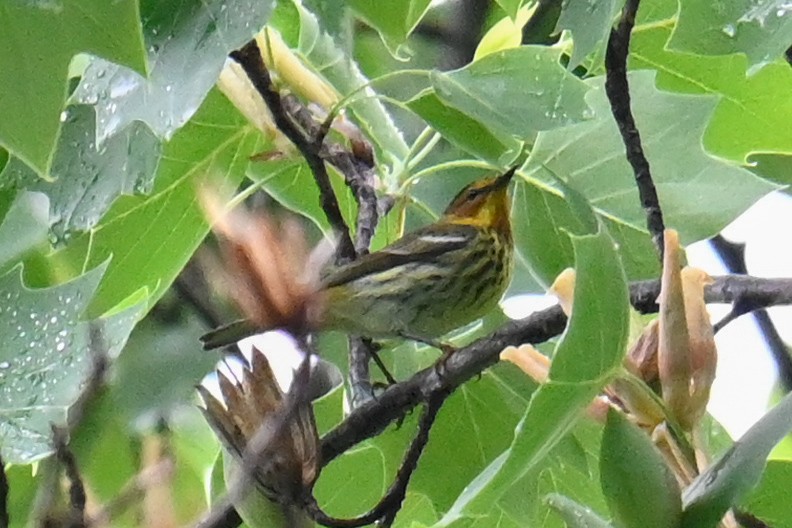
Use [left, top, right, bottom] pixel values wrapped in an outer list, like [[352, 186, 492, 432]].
[[322, 223, 476, 288]]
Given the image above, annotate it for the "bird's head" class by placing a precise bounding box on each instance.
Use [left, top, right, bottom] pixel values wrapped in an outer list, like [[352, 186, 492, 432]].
[[441, 166, 517, 235]]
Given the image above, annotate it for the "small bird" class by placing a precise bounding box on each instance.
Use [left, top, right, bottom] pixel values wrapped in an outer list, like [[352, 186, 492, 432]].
[[202, 166, 517, 350]]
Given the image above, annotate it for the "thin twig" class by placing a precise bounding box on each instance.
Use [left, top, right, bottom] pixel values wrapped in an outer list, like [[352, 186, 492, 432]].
[[321, 275, 792, 461], [232, 40, 383, 398], [89, 458, 176, 527], [306, 392, 448, 527], [710, 235, 792, 391], [348, 336, 374, 407], [52, 426, 86, 526], [230, 40, 356, 261], [605, 0, 665, 258], [281, 95, 381, 255]]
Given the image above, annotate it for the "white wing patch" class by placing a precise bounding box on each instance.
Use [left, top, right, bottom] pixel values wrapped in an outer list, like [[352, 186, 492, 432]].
[[417, 234, 469, 245]]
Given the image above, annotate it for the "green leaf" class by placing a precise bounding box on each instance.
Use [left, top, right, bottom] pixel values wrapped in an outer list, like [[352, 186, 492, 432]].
[[407, 90, 521, 164], [631, 19, 792, 163], [741, 459, 792, 528], [315, 444, 387, 516], [4, 465, 38, 528], [545, 493, 614, 528], [474, 4, 535, 61], [600, 410, 681, 528], [669, 0, 792, 71], [556, 0, 624, 69], [73, 0, 274, 145], [431, 47, 592, 140], [521, 71, 778, 267], [70, 391, 139, 502], [112, 310, 218, 423], [748, 153, 792, 187], [51, 89, 260, 317], [439, 226, 629, 523], [0, 192, 49, 272], [496, 423, 610, 526], [409, 366, 539, 512], [0, 0, 147, 176], [283, 0, 410, 168], [1, 106, 161, 243], [300, 0, 353, 48], [0, 262, 143, 464], [681, 391, 792, 527], [512, 178, 659, 285], [495, 0, 525, 20], [247, 159, 357, 236], [347, 0, 432, 51]]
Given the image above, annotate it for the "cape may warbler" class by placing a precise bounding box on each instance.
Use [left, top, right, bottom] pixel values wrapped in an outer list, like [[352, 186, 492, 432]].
[[202, 166, 516, 348]]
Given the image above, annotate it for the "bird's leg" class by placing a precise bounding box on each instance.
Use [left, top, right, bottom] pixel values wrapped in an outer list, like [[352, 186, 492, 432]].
[[366, 339, 398, 386], [398, 333, 458, 377], [398, 333, 457, 355]]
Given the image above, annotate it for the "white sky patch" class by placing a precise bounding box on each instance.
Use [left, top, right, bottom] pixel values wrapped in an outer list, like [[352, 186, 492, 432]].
[[200, 330, 314, 402]]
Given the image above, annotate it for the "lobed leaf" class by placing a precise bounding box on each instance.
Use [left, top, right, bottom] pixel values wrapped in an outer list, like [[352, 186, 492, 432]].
[[0, 0, 146, 175], [1, 106, 161, 243], [670, 0, 792, 71], [51, 90, 260, 317], [516, 71, 778, 285], [0, 263, 143, 464], [631, 2, 792, 163], [431, 47, 593, 140], [72, 0, 274, 146]]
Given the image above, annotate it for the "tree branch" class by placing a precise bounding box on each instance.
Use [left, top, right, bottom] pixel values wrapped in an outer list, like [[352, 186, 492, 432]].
[[605, 0, 665, 258], [52, 426, 86, 527], [321, 275, 792, 461], [710, 235, 792, 391], [232, 40, 385, 406], [229, 40, 356, 261]]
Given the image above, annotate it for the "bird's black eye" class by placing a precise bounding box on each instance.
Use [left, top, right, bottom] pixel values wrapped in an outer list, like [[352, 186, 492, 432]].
[[466, 188, 482, 201]]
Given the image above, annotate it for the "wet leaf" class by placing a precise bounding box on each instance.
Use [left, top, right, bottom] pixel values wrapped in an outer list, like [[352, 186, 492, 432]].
[[431, 47, 592, 140], [1, 105, 161, 243], [0, 263, 143, 464], [0, 0, 146, 175], [72, 0, 274, 145]]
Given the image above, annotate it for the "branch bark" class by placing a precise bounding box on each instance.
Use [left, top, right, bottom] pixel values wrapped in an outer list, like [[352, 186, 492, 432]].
[[230, 40, 356, 262], [605, 0, 665, 258], [321, 275, 792, 461]]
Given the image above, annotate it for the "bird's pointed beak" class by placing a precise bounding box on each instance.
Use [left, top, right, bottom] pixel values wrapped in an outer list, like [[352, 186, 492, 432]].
[[493, 165, 519, 189]]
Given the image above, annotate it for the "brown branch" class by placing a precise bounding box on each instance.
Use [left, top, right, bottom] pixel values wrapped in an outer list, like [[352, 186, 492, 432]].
[[321, 275, 792, 462], [52, 426, 86, 527], [231, 40, 385, 404], [280, 95, 381, 257], [710, 234, 792, 391], [605, 0, 665, 258], [229, 40, 356, 261]]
